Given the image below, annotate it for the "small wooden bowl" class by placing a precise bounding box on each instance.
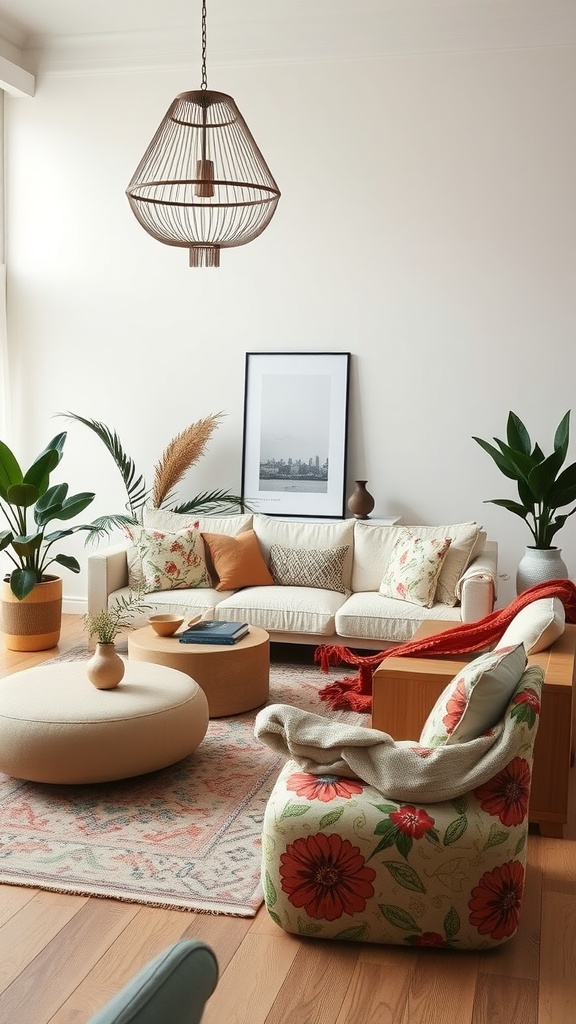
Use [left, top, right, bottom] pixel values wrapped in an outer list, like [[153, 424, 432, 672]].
[[148, 614, 184, 637]]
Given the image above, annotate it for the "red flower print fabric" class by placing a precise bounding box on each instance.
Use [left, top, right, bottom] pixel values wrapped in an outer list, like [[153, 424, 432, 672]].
[[371, 803, 439, 860], [410, 932, 449, 947], [126, 524, 212, 591], [442, 678, 467, 734], [286, 773, 365, 803], [261, 666, 542, 948], [511, 687, 541, 729], [279, 833, 376, 921], [474, 757, 531, 826], [389, 806, 435, 840], [469, 861, 524, 940]]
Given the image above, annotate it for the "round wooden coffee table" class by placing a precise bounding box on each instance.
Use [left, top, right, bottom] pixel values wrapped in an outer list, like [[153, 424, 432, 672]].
[[128, 624, 270, 718]]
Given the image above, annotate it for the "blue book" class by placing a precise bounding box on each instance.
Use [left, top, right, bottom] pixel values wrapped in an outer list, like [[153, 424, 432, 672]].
[[179, 620, 250, 645]]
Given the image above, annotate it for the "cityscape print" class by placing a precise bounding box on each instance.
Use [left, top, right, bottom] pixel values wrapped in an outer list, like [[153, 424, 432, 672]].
[[259, 453, 329, 493]]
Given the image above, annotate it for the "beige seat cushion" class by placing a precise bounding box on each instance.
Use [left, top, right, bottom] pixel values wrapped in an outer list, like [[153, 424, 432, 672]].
[[216, 585, 345, 636], [335, 591, 461, 644]]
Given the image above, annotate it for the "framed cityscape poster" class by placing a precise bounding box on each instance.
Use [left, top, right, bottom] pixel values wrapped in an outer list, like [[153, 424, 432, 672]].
[[241, 351, 350, 518]]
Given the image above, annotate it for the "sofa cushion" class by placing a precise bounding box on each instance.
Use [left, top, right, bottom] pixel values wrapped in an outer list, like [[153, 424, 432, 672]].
[[143, 506, 254, 535], [269, 543, 349, 593], [419, 643, 527, 747], [378, 531, 452, 608], [497, 596, 565, 654], [216, 585, 345, 636], [202, 530, 274, 591], [335, 591, 461, 643], [253, 514, 354, 591], [126, 525, 212, 592], [352, 520, 483, 605], [109, 584, 225, 628]]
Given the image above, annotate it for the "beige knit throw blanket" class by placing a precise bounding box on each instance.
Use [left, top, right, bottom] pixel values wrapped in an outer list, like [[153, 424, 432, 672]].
[[254, 665, 543, 803]]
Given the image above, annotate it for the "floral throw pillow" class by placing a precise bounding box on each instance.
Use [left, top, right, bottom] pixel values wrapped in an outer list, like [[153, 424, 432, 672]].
[[125, 525, 212, 592], [419, 643, 527, 747], [379, 531, 452, 608]]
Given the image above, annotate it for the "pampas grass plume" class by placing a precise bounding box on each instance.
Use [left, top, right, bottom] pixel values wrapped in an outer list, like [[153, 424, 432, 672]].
[[151, 413, 224, 508]]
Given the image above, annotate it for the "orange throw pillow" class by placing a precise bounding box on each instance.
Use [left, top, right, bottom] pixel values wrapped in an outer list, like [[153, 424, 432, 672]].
[[202, 530, 274, 591]]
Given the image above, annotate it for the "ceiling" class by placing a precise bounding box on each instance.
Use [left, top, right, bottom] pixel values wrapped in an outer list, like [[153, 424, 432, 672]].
[[0, 0, 199, 45], [0, 1, 574, 78]]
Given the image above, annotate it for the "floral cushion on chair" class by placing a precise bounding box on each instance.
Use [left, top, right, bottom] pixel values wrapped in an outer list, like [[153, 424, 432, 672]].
[[418, 643, 527, 746], [260, 666, 542, 949]]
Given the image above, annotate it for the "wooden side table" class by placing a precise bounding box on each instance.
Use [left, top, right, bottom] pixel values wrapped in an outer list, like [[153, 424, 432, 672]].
[[371, 619, 576, 838]]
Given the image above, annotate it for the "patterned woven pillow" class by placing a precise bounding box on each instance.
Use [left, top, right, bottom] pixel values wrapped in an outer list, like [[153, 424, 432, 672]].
[[379, 531, 452, 608], [419, 643, 527, 747], [268, 544, 349, 593], [126, 525, 212, 592]]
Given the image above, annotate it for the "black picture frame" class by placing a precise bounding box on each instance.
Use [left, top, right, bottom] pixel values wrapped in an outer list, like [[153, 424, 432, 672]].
[[241, 352, 350, 518]]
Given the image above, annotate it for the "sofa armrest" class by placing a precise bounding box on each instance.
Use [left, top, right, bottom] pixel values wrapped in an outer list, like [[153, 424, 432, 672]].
[[87, 544, 130, 614], [457, 540, 498, 622]]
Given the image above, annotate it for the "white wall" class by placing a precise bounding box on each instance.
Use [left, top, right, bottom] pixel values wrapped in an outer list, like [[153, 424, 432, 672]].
[[4, 43, 576, 611]]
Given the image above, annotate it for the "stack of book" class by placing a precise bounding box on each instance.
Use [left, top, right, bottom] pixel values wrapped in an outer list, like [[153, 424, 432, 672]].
[[178, 620, 250, 646]]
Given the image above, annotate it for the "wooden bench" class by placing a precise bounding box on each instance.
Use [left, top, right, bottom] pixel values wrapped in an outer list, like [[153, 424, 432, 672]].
[[371, 619, 576, 838]]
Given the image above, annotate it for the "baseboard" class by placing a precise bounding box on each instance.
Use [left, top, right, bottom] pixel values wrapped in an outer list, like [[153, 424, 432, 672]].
[[63, 596, 88, 616]]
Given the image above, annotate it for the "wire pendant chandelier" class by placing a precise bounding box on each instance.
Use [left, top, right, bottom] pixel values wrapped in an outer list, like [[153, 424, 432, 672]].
[[126, 1, 281, 267]]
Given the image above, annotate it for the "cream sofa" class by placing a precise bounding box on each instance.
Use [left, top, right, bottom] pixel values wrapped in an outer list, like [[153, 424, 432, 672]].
[[87, 509, 498, 651]]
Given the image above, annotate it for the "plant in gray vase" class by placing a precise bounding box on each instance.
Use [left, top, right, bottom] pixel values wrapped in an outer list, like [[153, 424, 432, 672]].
[[472, 410, 576, 588]]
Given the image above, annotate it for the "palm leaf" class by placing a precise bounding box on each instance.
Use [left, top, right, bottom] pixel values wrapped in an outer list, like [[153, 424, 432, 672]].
[[59, 411, 148, 516], [170, 491, 248, 516], [83, 514, 140, 545]]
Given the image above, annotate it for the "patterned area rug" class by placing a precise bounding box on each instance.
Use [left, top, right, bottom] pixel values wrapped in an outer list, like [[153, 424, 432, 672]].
[[0, 648, 363, 917]]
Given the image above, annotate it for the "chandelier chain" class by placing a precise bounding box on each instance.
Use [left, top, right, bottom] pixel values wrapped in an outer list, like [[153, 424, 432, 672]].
[[201, 0, 208, 90]]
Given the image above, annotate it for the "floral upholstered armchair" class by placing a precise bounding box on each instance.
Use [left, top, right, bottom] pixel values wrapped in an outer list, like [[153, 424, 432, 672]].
[[257, 645, 543, 950]]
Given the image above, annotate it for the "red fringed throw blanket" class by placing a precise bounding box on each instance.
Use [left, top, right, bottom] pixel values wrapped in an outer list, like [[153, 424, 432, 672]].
[[316, 579, 576, 713]]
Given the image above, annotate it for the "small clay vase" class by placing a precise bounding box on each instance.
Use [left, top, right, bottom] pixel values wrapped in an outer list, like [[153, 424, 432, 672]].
[[347, 480, 375, 519], [86, 643, 125, 689]]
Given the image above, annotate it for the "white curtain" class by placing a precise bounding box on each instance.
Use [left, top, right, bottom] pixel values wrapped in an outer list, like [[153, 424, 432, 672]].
[[0, 93, 7, 441], [0, 264, 8, 443]]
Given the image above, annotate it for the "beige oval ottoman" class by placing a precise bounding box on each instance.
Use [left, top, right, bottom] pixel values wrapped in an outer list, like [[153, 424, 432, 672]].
[[0, 661, 209, 784]]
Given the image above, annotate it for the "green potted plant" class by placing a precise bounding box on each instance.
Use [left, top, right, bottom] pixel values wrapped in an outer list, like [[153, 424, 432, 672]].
[[0, 431, 97, 650], [472, 410, 576, 590]]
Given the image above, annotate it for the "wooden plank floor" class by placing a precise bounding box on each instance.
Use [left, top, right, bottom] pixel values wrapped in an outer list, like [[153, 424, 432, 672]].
[[0, 615, 574, 1024]]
